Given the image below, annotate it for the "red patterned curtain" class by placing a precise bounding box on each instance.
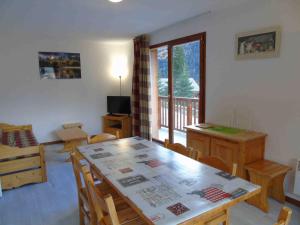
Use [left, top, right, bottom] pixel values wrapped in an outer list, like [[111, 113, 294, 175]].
[[132, 35, 151, 139]]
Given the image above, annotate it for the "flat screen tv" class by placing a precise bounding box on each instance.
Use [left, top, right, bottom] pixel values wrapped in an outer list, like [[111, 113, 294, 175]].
[[107, 96, 131, 115]]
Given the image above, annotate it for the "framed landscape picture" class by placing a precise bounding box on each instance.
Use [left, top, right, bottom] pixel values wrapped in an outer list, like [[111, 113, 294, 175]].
[[38, 52, 81, 79], [235, 26, 281, 60]]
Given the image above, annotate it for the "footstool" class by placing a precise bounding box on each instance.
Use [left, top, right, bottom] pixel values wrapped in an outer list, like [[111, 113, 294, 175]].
[[245, 160, 291, 212]]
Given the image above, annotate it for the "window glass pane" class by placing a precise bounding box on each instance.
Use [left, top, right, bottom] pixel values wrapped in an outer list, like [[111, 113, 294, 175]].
[[172, 41, 200, 145]]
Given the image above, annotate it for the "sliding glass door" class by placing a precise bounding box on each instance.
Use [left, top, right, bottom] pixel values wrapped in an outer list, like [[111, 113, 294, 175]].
[[150, 33, 206, 145], [172, 40, 201, 144]]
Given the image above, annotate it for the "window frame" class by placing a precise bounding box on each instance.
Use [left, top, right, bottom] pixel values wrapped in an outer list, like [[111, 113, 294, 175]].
[[150, 32, 206, 143]]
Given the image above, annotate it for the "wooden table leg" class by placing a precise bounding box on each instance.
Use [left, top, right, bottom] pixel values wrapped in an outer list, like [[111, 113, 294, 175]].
[[271, 173, 287, 203], [246, 172, 270, 213], [61, 140, 84, 162], [57, 141, 73, 153]]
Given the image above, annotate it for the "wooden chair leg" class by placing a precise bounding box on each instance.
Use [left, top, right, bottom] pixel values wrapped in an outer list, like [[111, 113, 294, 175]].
[[79, 201, 85, 225], [223, 209, 230, 225]]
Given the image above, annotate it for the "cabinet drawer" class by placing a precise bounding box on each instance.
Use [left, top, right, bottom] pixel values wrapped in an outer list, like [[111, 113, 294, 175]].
[[210, 138, 239, 171], [187, 131, 210, 157]]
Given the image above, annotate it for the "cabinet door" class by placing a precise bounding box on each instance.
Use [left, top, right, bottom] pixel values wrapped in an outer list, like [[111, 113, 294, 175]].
[[187, 131, 210, 157], [210, 138, 239, 172]]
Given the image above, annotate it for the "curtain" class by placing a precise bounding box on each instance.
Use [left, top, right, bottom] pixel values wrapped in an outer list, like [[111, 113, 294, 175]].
[[132, 35, 151, 140]]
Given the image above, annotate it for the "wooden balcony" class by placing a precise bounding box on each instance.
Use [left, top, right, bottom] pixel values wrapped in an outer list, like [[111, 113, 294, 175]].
[[158, 96, 199, 132]]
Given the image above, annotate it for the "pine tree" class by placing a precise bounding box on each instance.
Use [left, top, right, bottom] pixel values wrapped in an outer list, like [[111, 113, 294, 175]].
[[172, 46, 194, 98], [158, 78, 168, 96]]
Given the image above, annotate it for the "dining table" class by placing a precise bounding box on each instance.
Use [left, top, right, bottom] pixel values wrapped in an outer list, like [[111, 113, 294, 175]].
[[77, 137, 261, 225]]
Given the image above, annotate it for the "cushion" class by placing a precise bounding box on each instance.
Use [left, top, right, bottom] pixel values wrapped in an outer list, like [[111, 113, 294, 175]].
[[1, 130, 39, 148]]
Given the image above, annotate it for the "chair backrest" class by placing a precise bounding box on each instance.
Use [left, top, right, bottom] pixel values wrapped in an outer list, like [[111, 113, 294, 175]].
[[274, 207, 292, 225], [88, 131, 120, 144], [164, 139, 200, 160], [71, 152, 98, 224], [189, 148, 200, 161], [198, 156, 237, 176], [70, 152, 86, 191], [85, 170, 121, 225]]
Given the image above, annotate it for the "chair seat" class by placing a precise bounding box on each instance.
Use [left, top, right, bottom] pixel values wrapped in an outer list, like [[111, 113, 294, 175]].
[[91, 183, 145, 225], [103, 207, 148, 225], [80, 182, 128, 211], [97, 182, 128, 210]]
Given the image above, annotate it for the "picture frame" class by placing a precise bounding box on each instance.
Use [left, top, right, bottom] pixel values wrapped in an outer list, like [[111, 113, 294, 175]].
[[235, 26, 281, 60], [38, 52, 81, 79]]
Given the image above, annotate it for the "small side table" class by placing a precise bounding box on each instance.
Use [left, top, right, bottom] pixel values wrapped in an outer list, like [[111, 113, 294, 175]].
[[245, 160, 291, 212], [56, 127, 88, 162], [63, 123, 83, 129]]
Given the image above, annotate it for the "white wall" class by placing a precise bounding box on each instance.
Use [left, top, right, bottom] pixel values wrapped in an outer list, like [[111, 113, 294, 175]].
[[150, 0, 300, 194], [0, 35, 133, 142]]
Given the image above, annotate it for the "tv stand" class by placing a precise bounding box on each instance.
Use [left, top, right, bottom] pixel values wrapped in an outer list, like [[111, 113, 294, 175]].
[[103, 115, 132, 138], [108, 114, 123, 117]]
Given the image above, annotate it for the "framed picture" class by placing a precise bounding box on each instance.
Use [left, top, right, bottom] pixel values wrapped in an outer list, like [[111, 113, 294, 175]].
[[38, 52, 81, 79], [235, 26, 281, 60]]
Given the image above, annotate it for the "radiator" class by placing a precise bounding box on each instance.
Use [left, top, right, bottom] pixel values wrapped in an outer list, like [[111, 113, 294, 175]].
[[294, 159, 300, 196]]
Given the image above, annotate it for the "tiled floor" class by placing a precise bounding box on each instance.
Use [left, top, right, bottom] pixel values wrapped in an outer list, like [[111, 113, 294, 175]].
[[0, 144, 299, 225], [158, 127, 187, 146]]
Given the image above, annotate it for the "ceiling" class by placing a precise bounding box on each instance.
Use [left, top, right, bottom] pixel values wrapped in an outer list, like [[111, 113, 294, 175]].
[[0, 0, 249, 40]]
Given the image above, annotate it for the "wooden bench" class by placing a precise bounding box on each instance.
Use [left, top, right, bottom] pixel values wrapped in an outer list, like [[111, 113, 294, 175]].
[[245, 160, 291, 212]]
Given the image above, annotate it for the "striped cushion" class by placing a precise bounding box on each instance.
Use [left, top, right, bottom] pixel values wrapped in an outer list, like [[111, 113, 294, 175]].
[[1, 130, 38, 148]]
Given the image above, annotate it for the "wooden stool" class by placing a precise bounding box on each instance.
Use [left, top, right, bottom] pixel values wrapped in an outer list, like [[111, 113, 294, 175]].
[[245, 160, 291, 212], [56, 128, 88, 162]]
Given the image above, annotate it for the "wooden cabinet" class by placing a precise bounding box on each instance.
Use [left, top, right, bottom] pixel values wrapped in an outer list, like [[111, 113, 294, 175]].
[[186, 125, 267, 179], [210, 138, 239, 173], [187, 132, 210, 156], [103, 115, 132, 138]]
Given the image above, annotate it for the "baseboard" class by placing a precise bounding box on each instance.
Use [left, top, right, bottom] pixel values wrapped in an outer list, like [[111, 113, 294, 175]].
[[42, 140, 64, 146], [286, 195, 300, 207], [42, 134, 94, 146]]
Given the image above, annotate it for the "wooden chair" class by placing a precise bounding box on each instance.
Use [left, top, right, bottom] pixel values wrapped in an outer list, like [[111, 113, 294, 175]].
[[84, 169, 147, 225], [197, 152, 237, 176], [164, 139, 199, 160], [196, 156, 237, 225], [88, 131, 120, 145], [204, 210, 229, 225], [70, 152, 92, 225], [274, 207, 292, 225], [70, 152, 127, 225]]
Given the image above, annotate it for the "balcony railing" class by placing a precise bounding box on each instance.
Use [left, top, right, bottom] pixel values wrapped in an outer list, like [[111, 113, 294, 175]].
[[158, 96, 199, 132]]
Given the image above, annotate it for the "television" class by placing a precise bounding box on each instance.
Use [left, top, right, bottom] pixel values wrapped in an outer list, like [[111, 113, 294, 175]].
[[107, 96, 131, 115]]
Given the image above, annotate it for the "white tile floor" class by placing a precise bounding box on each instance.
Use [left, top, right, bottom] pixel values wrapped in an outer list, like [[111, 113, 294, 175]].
[[0, 144, 299, 225], [158, 127, 187, 146]]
